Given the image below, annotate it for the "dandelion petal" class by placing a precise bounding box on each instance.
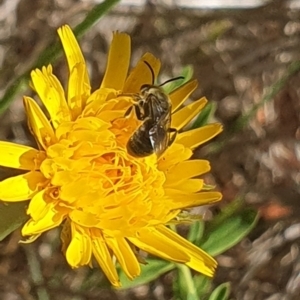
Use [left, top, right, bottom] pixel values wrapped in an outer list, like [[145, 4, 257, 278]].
[[0, 141, 43, 170], [0, 171, 46, 201], [66, 224, 92, 267], [170, 79, 198, 112], [167, 191, 222, 210], [22, 206, 64, 236], [157, 225, 217, 277], [23, 96, 56, 149], [177, 123, 223, 149], [101, 32, 131, 91], [123, 52, 161, 93], [30, 66, 70, 128], [165, 159, 211, 182], [172, 97, 207, 130], [105, 235, 141, 280], [92, 233, 121, 287], [128, 227, 190, 263]]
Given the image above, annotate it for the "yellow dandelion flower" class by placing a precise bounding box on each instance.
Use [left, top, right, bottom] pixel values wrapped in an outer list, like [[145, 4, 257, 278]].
[[0, 25, 222, 287]]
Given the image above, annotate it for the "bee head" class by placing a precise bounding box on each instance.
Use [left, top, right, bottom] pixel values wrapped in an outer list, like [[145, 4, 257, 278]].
[[140, 85, 164, 100], [140, 84, 152, 94]]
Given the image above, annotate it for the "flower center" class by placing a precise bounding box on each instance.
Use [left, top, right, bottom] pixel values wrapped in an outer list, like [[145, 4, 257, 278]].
[[39, 99, 169, 235]]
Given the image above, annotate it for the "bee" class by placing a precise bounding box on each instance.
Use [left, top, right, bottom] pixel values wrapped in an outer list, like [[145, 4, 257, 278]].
[[126, 61, 183, 158]]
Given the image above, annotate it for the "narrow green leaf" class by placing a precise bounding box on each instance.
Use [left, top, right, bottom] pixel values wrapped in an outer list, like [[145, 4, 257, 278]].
[[207, 196, 245, 230], [209, 282, 231, 300], [200, 208, 258, 256], [208, 60, 300, 156], [174, 264, 199, 300], [118, 259, 175, 289], [193, 274, 212, 298], [233, 61, 300, 132], [190, 101, 217, 129], [187, 220, 204, 244], [0, 202, 28, 241], [181, 65, 194, 81], [0, 77, 29, 115]]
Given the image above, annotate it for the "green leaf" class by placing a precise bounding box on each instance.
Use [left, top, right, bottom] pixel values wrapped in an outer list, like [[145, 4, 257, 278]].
[[190, 101, 217, 129], [0, 202, 28, 241], [174, 266, 214, 300], [208, 282, 231, 300], [207, 196, 245, 230], [187, 220, 204, 244], [193, 274, 212, 298], [118, 259, 175, 289], [181, 65, 194, 82], [200, 208, 258, 256], [163, 65, 194, 94], [174, 264, 198, 300]]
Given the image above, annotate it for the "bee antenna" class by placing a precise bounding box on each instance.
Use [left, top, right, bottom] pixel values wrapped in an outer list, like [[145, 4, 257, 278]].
[[159, 76, 185, 87], [143, 61, 155, 85]]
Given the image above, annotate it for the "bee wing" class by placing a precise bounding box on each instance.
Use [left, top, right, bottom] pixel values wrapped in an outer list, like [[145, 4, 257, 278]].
[[149, 118, 170, 157], [145, 93, 169, 122]]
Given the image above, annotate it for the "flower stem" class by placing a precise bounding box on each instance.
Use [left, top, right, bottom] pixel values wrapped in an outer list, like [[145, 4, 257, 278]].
[[210, 60, 300, 154], [176, 263, 198, 299], [234, 60, 300, 132]]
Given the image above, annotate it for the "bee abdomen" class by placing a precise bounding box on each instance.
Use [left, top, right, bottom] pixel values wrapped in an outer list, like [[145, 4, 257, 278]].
[[127, 127, 154, 157]]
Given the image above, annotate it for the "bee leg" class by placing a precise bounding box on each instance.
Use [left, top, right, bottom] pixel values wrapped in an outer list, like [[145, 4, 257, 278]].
[[124, 103, 146, 121], [124, 105, 133, 118], [168, 128, 178, 146], [134, 103, 146, 120]]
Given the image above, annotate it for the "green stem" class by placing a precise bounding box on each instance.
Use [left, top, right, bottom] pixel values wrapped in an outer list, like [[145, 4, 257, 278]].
[[234, 60, 300, 132], [73, 0, 120, 38], [210, 60, 300, 154], [176, 264, 198, 299], [0, 0, 120, 115]]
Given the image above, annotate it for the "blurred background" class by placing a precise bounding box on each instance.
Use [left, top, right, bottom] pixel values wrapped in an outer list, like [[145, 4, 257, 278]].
[[1, 0, 300, 299]]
